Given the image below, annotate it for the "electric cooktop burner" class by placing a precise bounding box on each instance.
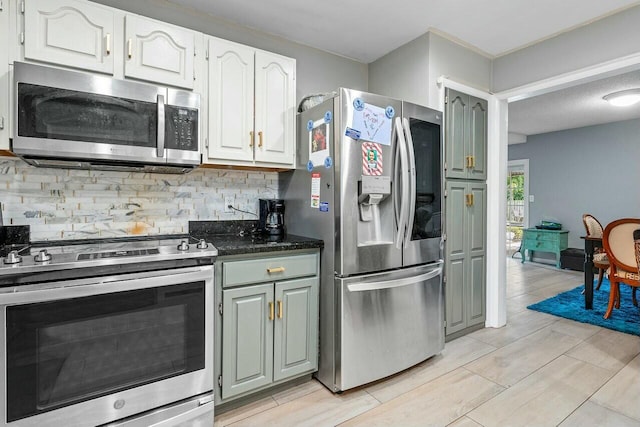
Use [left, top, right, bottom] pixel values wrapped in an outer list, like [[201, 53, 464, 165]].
[[0, 236, 218, 276]]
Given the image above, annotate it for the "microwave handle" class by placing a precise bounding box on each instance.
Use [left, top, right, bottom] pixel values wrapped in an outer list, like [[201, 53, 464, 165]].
[[157, 94, 165, 158]]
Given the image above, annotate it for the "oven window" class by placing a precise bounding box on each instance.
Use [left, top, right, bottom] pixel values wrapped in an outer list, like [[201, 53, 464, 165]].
[[17, 83, 157, 147], [6, 282, 205, 422]]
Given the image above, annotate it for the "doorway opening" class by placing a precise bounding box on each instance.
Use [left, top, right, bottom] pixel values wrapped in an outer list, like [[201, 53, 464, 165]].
[[506, 159, 528, 257]]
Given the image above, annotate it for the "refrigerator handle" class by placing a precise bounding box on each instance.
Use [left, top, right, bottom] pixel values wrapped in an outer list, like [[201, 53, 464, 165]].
[[402, 117, 417, 248], [394, 117, 410, 249], [393, 131, 401, 228], [347, 267, 442, 292]]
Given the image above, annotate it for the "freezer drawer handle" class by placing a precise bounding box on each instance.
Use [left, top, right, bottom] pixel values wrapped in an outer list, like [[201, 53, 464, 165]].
[[347, 268, 442, 292], [267, 266, 285, 273]]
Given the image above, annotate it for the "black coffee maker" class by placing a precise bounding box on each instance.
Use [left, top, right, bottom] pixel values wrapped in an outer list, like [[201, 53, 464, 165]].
[[259, 199, 285, 235]]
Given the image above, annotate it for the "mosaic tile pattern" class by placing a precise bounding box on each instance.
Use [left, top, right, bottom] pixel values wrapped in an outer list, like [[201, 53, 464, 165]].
[[0, 157, 279, 241]]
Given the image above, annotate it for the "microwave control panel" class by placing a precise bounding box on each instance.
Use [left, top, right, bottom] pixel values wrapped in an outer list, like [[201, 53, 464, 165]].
[[165, 106, 199, 151]]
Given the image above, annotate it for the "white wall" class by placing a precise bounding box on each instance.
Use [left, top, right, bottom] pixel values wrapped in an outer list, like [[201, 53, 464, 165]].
[[89, 0, 369, 102], [493, 5, 640, 92]]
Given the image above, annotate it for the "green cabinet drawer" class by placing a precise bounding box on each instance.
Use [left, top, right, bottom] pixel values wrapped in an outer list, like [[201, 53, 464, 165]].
[[525, 233, 558, 243], [524, 239, 556, 251], [222, 254, 318, 288]]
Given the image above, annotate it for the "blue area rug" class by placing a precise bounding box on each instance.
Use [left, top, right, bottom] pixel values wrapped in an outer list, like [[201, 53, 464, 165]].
[[527, 279, 639, 336]]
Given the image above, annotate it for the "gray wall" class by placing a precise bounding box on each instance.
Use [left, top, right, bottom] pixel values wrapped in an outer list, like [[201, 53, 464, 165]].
[[90, 0, 368, 102], [508, 118, 640, 248], [368, 32, 492, 110], [493, 5, 640, 92], [368, 34, 430, 105]]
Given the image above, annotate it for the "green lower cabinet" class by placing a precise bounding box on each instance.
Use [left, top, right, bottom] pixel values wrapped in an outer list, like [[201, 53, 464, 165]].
[[219, 257, 319, 402]]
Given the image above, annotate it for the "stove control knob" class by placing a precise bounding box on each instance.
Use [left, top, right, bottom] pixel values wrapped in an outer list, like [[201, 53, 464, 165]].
[[4, 250, 23, 265], [177, 240, 190, 251], [197, 239, 208, 249], [34, 249, 52, 263]]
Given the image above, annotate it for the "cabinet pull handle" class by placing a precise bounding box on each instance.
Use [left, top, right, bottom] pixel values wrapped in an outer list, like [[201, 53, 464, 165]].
[[277, 300, 283, 319], [250, 131, 254, 148], [258, 131, 263, 148], [465, 156, 471, 168], [105, 33, 111, 55], [268, 301, 274, 321], [465, 194, 472, 207], [267, 266, 285, 274], [471, 155, 476, 169], [471, 193, 474, 206], [127, 39, 133, 59]]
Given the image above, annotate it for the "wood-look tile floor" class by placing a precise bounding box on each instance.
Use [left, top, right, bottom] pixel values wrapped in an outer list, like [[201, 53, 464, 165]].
[[214, 258, 640, 427]]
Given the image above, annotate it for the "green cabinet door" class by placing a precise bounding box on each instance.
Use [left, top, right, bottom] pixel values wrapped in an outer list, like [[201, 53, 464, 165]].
[[445, 89, 487, 181], [273, 277, 319, 382], [445, 180, 468, 334], [222, 283, 274, 399], [445, 181, 486, 336]]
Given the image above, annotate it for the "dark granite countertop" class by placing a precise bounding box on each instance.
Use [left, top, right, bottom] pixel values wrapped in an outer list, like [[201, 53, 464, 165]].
[[189, 221, 323, 256]]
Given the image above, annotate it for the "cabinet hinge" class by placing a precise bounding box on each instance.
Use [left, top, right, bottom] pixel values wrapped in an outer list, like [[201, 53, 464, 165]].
[[443, 233, 447, 241], [444, 161, 447, 171], [443, 275, 447, 284], [0, 1, 4, 12], [20, 32, 25, 44], [444, 189, 447, 197], [20, 0, 25, 13], [444, 96, 449, 104], [205, 137, 209, 149], [218, 375, 222, 387], [444, 320, 447, 328], [0, 117, 4, 130], [218, 302, 223, 315], [205, 49, 209, 60]]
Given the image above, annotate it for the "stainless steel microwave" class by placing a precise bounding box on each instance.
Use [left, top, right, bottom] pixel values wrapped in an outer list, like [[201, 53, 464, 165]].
[[12, 62, 201, 174]]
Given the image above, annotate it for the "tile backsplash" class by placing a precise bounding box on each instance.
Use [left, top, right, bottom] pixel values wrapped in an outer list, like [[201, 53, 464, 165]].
[[0, 157, 279, 241]]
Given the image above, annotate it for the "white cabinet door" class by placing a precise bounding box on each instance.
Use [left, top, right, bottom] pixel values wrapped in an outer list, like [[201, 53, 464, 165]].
[[24, 0, 115, 74], [207, 38, 254, 162], [254, 50, 296, 166], [124, 15, 195, 89], [0, 2, 9, 149]]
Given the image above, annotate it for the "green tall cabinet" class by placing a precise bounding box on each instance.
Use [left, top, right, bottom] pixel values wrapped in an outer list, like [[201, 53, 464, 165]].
[[444, 88, 488, 339]]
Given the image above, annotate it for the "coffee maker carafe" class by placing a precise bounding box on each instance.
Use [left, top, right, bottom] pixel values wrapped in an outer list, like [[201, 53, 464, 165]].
[[259, 199, 285, 235]]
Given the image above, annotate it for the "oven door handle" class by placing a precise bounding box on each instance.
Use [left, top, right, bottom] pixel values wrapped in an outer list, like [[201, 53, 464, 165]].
[[0, 266, 212, 305], [149, 399, 214, 427]]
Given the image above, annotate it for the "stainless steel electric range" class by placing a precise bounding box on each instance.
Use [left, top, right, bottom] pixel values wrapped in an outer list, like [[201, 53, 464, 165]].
[[0, 236, 217, 427]]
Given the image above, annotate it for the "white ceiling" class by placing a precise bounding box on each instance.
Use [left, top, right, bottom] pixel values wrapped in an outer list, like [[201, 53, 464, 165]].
[[508, 70, 640, 136], [167, 0, 640, 136], [167, 0, 640, 63]]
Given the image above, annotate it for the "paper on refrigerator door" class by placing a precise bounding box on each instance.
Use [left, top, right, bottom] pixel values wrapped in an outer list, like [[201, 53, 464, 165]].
[[310, 173, 321, 208], [351, 103, 392, 145]]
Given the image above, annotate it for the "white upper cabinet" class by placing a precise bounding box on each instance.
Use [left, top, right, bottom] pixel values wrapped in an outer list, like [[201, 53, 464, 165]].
[[124, 15, 195, 89], [24, 0, 115, 74], [206, 37, 296, 168], [254, 50, 295, 165], [21, 0, 197, 89], [208, 39, 255, 162], [1, 1, 9, 149]]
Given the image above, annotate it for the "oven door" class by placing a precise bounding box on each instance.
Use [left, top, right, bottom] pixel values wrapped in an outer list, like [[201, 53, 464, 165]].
[[0, 265, 213, 427]]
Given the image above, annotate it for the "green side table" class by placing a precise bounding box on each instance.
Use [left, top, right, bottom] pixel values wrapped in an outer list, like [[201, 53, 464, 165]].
[[520, 228, 569, 268]]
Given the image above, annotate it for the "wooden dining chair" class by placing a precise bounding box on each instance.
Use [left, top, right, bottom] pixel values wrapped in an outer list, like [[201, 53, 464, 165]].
[[582, 214, 608, 289], [602, 218, 640, 319]]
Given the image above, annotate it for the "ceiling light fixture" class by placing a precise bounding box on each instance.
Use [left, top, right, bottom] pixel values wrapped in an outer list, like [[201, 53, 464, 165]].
[[603, 89, 640, 107]]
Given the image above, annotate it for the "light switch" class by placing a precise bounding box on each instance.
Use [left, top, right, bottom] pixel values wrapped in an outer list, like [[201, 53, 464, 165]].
[[529, 195, 535, 203]]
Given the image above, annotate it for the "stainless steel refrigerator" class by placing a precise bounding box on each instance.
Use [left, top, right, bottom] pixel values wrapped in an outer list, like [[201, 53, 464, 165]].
[[283, 88, 444, 392]]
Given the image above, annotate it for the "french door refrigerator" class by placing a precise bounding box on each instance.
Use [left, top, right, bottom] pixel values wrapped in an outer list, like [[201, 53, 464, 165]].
[[284, 88, 444, 391]]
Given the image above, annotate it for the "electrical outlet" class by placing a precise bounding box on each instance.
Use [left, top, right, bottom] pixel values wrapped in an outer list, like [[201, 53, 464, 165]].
[[224, 197, 234, 213]]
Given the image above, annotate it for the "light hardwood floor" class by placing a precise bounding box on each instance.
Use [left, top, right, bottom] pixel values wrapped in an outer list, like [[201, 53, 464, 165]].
[[214, 258, 640, 427]]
